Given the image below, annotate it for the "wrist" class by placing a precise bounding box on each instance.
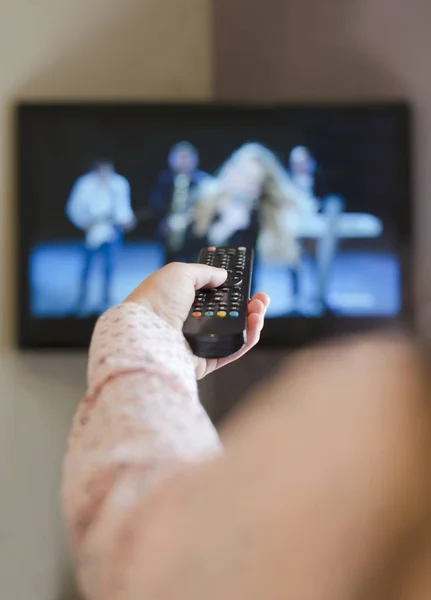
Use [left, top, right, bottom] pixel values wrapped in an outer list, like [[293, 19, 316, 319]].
[[122, 298, 184, 333]]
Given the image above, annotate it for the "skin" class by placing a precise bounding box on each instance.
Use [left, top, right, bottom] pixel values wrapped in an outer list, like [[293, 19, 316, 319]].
[[170, 150, 199, 176], [126, 263, 270, 380], [120, 263, 431, 600]]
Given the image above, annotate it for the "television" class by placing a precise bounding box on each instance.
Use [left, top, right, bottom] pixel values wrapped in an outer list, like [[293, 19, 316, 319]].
[[16, 102, 412, 349]]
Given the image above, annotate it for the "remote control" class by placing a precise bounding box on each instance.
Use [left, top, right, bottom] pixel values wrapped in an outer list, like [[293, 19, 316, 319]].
[[183, 246, 254, 359]]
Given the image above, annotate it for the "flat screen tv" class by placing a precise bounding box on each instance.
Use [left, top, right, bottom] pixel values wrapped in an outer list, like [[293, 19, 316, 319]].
[[16, 101, 412, 349]]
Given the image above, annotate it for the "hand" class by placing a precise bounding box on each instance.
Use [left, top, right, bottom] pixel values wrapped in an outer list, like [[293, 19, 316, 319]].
[[126, 262, 269, 379]]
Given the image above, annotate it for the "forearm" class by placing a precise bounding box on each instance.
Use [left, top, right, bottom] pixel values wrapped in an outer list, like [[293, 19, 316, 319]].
[[62, 303, 221, 599]]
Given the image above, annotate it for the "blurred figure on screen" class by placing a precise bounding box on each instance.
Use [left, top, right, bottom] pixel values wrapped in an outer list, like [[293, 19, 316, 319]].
[[288, 145, 318, 202], [289, 146, 346, 312], [66, 160, 136, 314], [189, 143, 317, 308], [149, 142, 209, 263]]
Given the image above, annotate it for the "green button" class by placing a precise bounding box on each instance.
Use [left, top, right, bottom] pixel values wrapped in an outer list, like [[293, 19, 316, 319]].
[[204, 311, 214, 317]]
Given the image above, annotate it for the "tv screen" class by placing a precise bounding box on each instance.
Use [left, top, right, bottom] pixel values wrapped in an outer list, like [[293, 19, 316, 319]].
[[16, 102, 412, 348]]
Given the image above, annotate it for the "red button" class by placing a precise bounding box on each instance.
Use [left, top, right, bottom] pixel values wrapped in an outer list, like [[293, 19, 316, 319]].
[[207, 246, 216, 251], [192, 312, 202, 318]]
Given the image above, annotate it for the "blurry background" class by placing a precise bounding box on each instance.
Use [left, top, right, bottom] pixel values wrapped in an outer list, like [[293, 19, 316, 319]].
[[0, 0, 430, 598], [0, 1, 212, 599]]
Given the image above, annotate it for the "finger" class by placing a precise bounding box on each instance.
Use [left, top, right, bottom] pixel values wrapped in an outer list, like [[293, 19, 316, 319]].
[[184, 264, 227, 291], [250, 292, 270, 309], [245, 312, 264, 348], [248, 298, 266, 317], [201, 292, 269, 376], [214, 312, 264, 371]]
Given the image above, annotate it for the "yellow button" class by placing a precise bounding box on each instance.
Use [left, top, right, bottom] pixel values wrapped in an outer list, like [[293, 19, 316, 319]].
[[217, 311, 227, 318]]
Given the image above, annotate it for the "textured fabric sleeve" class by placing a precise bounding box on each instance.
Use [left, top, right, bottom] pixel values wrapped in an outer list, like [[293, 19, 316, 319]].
[[62, 302, 222, 600]]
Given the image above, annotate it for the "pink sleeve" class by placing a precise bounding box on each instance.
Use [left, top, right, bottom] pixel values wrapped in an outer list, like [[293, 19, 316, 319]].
[[62, 303, 222, 600]]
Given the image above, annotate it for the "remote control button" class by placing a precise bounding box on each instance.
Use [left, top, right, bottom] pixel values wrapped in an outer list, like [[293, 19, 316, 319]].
[[204, 311, 214, 317], [192, 312, 202, 318], [228, 249, 236, 254], [229, 311, 239, 317], [208, 246, 216, 251], [238, 247, 246, 251], [217, 311, 227, 318]]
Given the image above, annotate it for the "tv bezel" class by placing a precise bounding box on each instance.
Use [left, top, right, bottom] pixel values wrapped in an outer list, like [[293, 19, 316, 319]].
[[15, 101, 413, 350]]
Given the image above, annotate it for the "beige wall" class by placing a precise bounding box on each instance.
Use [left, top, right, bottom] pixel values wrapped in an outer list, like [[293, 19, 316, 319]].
[[0, 1, 212, 599], [211, 0, 431, 419]]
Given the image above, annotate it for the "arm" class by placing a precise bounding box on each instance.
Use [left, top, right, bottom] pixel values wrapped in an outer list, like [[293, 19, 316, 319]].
[[62, 302, 222, 600], [62, 263, 268, 600]]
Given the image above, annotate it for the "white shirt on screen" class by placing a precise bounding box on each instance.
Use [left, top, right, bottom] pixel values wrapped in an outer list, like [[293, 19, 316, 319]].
[[66, 172, 134, 249]]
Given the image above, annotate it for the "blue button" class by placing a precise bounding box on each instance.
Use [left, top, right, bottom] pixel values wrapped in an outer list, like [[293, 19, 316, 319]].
[[204, 311, 214, 317], [229, 311, 239, 317]]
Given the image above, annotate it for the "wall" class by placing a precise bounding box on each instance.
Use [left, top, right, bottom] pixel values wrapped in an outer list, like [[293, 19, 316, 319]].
[[0, 1, 213, 599], [210, 0, 431, 421]]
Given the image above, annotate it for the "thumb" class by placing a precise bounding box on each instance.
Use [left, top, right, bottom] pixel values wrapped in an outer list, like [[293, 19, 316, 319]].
[[185, 264, 228, 290]]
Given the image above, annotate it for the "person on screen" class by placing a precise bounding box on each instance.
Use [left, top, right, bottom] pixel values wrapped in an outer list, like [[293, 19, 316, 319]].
[[66, 160, 136, 314], [288, 146, 318, 202], [189, 143, 317, 311], [149, 142, 209, 263]]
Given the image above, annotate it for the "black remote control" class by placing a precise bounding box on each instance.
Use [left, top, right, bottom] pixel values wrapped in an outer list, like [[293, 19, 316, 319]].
[[183, 246, 254, 359]]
